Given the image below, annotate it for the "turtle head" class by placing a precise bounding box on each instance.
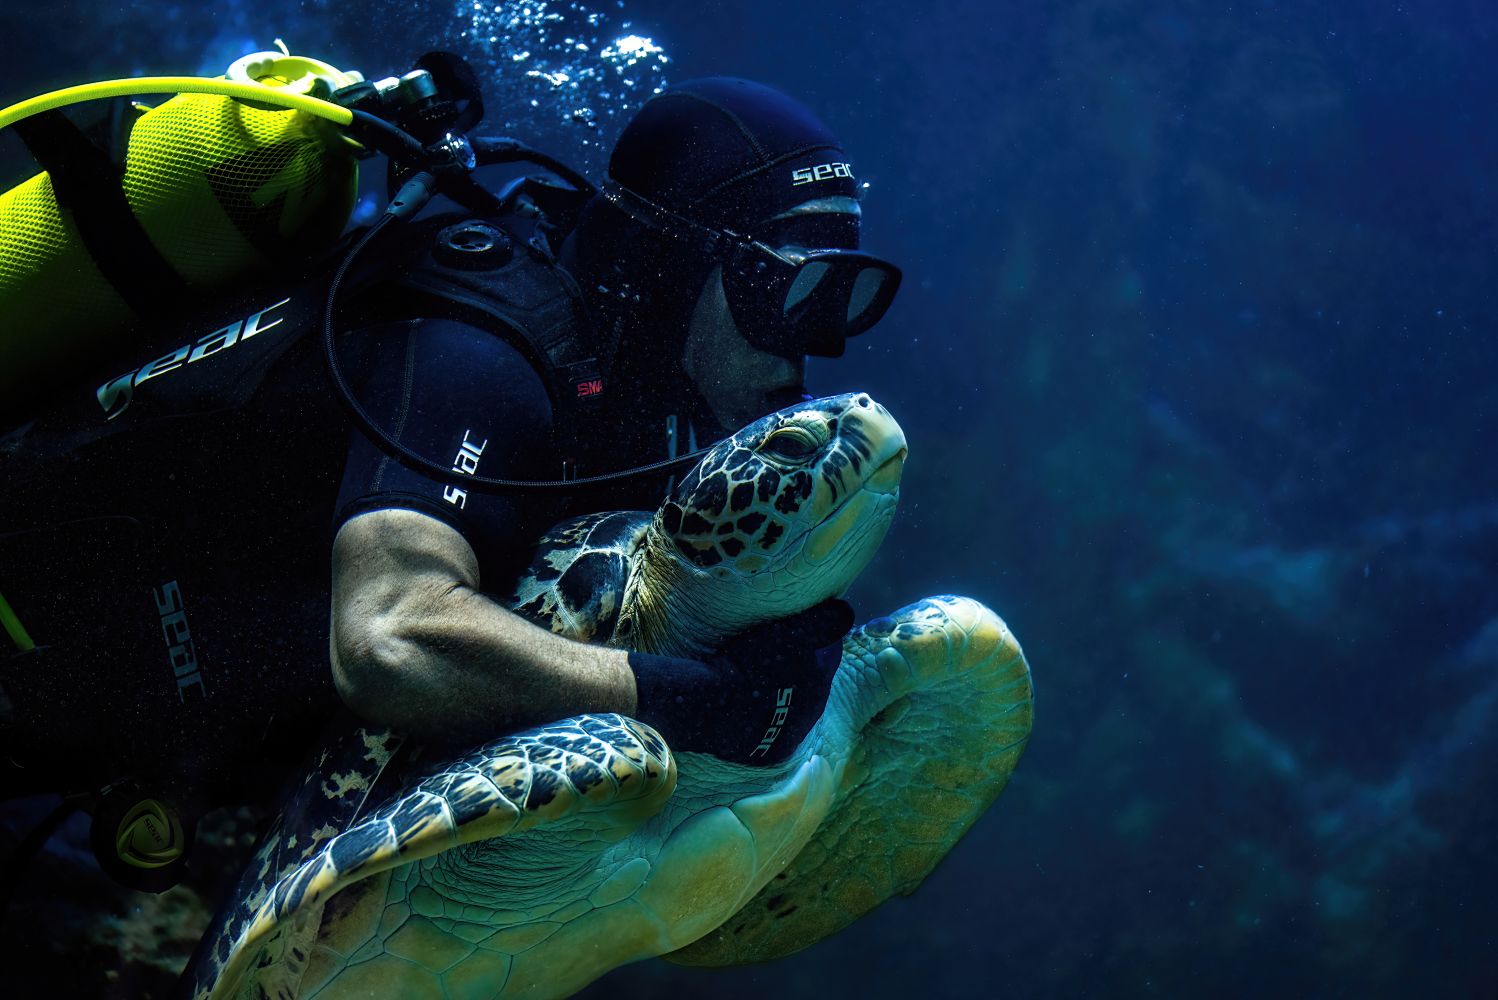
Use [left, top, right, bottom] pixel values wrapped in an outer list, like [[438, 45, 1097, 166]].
[[648, 393, 905, 631]]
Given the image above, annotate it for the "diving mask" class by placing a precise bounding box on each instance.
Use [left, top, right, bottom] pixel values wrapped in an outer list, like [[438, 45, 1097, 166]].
[[602, 183, 902, 359]]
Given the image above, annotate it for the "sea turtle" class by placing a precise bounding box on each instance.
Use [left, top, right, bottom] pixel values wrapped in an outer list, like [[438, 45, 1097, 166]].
[[186, 392, 1034, 999]]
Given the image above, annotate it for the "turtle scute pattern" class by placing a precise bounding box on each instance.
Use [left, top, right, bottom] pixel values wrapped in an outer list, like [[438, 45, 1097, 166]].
[[192, 394, 1034, 999], [654, 391, 902, 577], [195, 714, 675, 1000], [509, 512, 649, 642]]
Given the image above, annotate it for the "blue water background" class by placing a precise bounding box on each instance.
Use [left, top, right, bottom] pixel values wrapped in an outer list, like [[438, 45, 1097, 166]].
[[3, 0, 1495, 995]]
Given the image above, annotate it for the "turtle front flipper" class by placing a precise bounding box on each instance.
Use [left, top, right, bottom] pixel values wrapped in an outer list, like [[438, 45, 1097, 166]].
[[198, 714, 676, 1000], [667, 595, 1034, 966]]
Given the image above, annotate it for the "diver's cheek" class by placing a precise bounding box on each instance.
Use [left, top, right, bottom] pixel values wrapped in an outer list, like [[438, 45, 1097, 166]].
[[701, 349, 800, 429]]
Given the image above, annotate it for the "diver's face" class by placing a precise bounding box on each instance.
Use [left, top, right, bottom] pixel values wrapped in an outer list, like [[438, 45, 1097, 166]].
[[682, 264, 806, 431]]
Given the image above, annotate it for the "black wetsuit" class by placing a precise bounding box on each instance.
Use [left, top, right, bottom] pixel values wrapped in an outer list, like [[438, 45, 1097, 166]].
[[0, 292, 677, 810]]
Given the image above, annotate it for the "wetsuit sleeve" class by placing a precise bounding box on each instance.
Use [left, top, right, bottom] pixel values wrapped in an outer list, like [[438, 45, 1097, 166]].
[[334, 317, 558, 584]]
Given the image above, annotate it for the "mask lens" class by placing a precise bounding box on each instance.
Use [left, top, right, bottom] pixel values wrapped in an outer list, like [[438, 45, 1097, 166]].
[[783, 260, 832, 317], [846, 267, 888, 325], [725, 245, 901, 358]]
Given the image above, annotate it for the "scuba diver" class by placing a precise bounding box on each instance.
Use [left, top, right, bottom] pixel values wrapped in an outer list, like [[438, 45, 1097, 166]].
[[0, 62, 901, 889]]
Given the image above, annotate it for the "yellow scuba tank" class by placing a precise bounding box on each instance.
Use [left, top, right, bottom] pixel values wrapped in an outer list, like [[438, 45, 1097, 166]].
[[0, 48, 363, 413]]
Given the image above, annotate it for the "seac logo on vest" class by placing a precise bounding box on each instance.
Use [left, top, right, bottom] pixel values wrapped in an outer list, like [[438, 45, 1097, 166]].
[[95, 298, 291, 421], [153, 580, 206, 703], [442, 429, 489, 510]]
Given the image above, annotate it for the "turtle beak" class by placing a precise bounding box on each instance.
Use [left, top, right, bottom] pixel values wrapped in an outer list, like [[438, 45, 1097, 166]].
[[846, 395, 906, 496]]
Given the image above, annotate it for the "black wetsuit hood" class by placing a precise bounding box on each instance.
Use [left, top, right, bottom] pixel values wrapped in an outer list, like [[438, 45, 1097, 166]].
[[560, 77, 862, 447]]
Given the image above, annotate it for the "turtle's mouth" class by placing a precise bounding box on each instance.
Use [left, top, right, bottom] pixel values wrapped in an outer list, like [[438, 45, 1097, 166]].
[[798, 445, 905, 568], [866, 447, 907, 494], [821, 434, 907, 525], [812, 444, 905, 532]]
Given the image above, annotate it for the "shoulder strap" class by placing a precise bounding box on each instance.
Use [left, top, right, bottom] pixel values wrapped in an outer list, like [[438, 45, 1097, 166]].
[[387, 215, 613, 477]]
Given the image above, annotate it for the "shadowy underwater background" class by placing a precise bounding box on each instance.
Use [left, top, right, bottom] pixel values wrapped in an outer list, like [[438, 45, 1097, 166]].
[[2, 0, 1495, 996]]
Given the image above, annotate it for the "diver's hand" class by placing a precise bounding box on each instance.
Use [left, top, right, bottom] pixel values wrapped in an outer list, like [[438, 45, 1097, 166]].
[[628, 599, 854, 765]]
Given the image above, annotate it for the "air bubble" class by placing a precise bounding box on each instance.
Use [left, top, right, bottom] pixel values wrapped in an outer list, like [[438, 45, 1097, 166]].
[[449, 0, 671, 175]]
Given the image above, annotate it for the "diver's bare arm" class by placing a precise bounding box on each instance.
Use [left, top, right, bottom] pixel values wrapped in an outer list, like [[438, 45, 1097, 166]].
[[330, 508, 638, 743]]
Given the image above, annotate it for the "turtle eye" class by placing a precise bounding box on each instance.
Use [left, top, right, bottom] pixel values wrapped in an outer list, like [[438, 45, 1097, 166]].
[[762, 427, 822, 461]]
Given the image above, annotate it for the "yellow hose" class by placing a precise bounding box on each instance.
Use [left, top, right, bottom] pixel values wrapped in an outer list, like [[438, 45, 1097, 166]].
[[0, 76, 355, 132], [0, 589, 34, 652]]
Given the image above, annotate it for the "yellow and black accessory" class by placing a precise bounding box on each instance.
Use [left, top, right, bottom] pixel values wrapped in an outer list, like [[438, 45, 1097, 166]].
[[0, 45, 614, 426], [0, 45, 718, 491], [0, 48, 368, 420], [88, 782, 196, 893]]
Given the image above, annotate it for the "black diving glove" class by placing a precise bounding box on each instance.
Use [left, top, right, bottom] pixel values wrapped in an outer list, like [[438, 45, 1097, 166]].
[[627, 599, 855, 766]]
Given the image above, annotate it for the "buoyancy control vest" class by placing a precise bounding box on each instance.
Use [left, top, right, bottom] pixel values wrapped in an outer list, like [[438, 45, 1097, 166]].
[[0, 46, 730, 899], [2, 176, 610, 467], [374, 178, 617, 479], [0, 177, 620, 891]]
